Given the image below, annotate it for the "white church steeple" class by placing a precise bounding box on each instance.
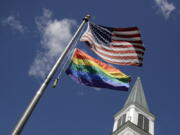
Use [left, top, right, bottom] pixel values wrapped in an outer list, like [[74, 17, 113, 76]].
[[112, 77, 155, 135]]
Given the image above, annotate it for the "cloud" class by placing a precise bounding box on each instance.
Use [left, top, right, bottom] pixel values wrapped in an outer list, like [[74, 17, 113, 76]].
[[154, 0, 176, 19], [29, 9, 76, 78], [2, 15, 26, 33]]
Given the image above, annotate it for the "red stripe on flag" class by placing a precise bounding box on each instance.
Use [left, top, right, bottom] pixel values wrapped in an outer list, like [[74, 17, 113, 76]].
[[113, 27, 138, 31], [112, 40, 143, 44], [110, 44, 145, 50], [112, 34, 141, 38]]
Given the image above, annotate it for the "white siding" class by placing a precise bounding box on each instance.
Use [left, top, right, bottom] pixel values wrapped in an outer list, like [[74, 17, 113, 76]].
[[113, 105, 155, 135]]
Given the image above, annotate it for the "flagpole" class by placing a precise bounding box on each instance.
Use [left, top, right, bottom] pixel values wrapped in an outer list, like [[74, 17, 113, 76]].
[[11, 14, 91, 135]]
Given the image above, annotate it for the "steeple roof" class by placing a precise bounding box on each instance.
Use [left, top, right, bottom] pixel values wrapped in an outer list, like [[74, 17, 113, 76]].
[[124, 77, 149, 111]]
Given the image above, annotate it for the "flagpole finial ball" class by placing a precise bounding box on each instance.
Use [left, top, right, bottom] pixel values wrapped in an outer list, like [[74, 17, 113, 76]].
[[84, 14, 91, 22]]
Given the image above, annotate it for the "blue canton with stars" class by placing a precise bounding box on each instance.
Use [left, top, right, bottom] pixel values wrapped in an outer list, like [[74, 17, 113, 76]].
[[89, 23, 113, 46]]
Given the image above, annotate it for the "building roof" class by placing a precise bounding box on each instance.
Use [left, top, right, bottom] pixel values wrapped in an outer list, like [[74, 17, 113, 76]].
[[112, 121, 151, 135], [124, 77, 149, 111]]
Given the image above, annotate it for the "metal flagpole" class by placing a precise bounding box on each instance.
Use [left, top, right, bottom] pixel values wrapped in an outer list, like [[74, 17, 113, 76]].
[[11, 14, 91, 135]]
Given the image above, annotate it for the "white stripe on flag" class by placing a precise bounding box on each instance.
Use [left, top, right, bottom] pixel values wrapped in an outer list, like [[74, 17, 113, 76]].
[[95, 48, 144, 58], [112, 31, 139, 35], [95, 51, 143, 63], [112, 36, 141, 41], [110, 42, 143, 46]]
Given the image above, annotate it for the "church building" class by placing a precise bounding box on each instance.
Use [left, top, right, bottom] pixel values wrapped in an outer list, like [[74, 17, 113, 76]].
[[112, 77, 155, 135]]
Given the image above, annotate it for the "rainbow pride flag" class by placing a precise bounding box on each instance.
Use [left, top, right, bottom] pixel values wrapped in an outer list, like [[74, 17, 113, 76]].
[[66, 49, 131, 91]]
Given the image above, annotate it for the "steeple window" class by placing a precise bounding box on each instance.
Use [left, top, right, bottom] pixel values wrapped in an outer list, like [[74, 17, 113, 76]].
[[117, 114, 126, 128], [138, 114, 149, 132]]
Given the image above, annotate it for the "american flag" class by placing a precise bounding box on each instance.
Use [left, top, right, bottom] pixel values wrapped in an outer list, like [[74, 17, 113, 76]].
[[80, 22, 145, 66]]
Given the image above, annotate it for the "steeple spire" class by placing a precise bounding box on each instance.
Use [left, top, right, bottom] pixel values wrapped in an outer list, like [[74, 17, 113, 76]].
[[124, 77, 149, 111], [112, 77, 155, 135]]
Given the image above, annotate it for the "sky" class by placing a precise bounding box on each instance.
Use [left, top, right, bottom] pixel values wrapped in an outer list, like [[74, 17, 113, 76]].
[[0, 0, 180, 135]]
